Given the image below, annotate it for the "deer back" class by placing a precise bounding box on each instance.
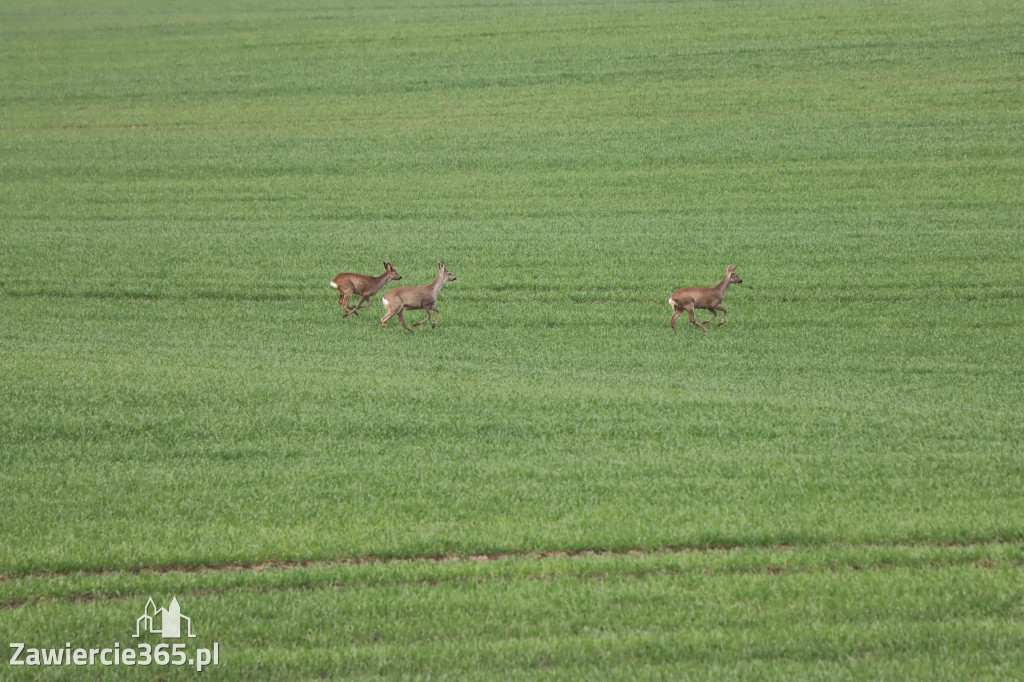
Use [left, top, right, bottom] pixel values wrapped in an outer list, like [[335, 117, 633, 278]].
[[383, 262, 454, 310], [332, 272, 374, 292], [333, 262, 400, 295], [387, 283, 434, 308], [671, 285, 722, 308]]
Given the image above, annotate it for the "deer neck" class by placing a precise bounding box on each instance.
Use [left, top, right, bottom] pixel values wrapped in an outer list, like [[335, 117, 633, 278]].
[[716, 275, 732, 294], [429, 272, 447, 296]]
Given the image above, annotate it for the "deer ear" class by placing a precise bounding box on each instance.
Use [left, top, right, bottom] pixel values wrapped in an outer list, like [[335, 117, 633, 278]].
[[438, 261, 444, 268]]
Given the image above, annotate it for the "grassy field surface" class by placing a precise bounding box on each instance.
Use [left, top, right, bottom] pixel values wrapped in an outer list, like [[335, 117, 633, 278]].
[[2, 0, 1023, 678]]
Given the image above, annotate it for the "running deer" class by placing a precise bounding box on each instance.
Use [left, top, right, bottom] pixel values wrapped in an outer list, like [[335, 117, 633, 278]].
[[329, 262, 402, 317], [381, 261, 457, 332], [669, 265, 743, 331]]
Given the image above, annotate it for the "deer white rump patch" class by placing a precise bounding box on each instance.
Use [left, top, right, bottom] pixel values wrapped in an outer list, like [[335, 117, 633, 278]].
[[329, 281, 338, 289], [381, 297, 389, 309]]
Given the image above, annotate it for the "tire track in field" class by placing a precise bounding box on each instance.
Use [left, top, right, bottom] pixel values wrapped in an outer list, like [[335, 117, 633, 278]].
[[2, 539, 1020, 611], [0, 545, 717, 587]]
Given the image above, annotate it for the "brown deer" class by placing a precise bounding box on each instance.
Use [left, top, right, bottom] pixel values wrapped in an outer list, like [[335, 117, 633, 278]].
[[329, 262, 402, 317], [381, 261, 457, 332], [669, 265, 743, 331]]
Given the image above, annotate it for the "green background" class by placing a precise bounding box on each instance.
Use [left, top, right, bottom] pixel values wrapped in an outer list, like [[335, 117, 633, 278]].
[[2, 0, 1022, 678]]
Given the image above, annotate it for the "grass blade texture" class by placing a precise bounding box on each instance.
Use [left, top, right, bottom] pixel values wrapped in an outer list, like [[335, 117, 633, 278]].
[[1, 0, 1022, 679]]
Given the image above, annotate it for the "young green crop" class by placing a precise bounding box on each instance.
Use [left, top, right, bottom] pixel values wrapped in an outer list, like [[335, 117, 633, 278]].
[[2, 0, 1023, 678]]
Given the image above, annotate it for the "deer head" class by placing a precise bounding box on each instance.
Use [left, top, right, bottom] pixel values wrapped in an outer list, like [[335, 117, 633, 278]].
[[385, 261, 402, 281], [726, 265, 742, 284], [438, 261, 457, 282]]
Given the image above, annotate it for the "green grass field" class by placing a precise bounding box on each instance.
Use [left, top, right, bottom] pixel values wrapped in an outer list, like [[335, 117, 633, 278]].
[[2, 0, 1023, 678]]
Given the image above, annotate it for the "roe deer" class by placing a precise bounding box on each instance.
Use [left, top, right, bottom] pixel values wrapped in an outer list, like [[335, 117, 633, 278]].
[[381, 261, 457, 332], [329, 262, 402, 317], [669, 265, 743, 331]]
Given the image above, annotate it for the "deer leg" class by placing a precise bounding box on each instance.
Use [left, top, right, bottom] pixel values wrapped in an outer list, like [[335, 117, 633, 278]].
[[342, 288, 366, 317], [687, 307, 708, 332], [670, 307, 680, 331], [381, 306, 398, 330], [715, 305, 727, 326], [397, 311, 414, 333], [702, 308, 718, 325], [430, 305, 440, 328], [347, 294, 371, 316], [412, 309, 432, 327]]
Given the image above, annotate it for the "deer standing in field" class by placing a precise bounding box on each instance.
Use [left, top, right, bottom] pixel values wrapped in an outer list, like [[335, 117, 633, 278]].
[[329, 262, 402, 317], [669, 265, 743, 331], [381, 261, 457, 332]]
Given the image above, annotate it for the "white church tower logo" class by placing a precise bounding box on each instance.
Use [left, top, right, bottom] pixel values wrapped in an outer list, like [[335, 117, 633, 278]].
[[134, 597, 197, 638]]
